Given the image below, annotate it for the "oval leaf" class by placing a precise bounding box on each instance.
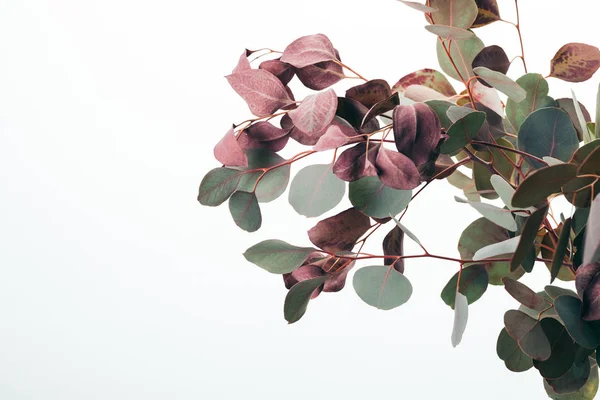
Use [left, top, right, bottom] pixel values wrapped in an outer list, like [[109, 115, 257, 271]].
[[452, 292, 469, 347], [502, 277, 544, 310], [284, 276, 328, 323], [349, 176, 412, 219], [512, 163, 578, 208], [280, 34, 338, 69], [504, 310, 552, 361], [440, 110, 486, 154], [243, 240, 316, 274], [288, 164, 345, 218], [510, 205, 548, 272], [198, 167, 244, 206], [214, 128, 248, 167], [441, 264, 488, 309], [473, 236, 520, 261], [428, 0, 478, 28], [473, 66, 526, 102], [289, 89, 338, 136], [554, 295, 600, 349], [392, 68, 456, 97], [425, 25, 474, 40], [472, 0, 500, 28], [353, 265, 413, 310], [226, 69, 293, 117], [506, 73, 556, 130], [550, 43, 600, 83], [307, 207, 371, 253], [436, 36, 484, 82], [228, 191, 262, 232], [497, 328, 534, 372]]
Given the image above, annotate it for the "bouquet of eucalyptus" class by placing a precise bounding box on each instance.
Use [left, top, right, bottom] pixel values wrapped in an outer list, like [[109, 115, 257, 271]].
[[198, 0, 600, 397]]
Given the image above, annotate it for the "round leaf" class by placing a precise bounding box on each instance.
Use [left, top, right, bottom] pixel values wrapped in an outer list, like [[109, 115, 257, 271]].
[[353, 265, 413, 310], [288, 164, 346, 217], [349, 176, 412, 219], [441, 264, 488, 309], [497, 328, 534, 372], [512, 163, 578, 208], [228, 191, 262, 232]]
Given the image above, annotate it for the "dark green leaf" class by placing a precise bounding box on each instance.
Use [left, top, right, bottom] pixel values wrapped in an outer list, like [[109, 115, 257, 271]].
[[573, 208, 590, 237], [284, 276, 328, 323], [353, 265, 413, 310], [424, 100, 454, 129], [534, 318, 577, 379], [288, 164, 345, 218], [497, 328, 534, 372], [511, 205, 548, 271], [458, 218, 525, 285], [563, 177, 600, 209], [504, 309, 551, 361], [554, 295, 600, 349], [244, 240, 316, 274], [545, 363, 598, 399], [441, 264, 488, 309], [518, 107, 579, 169], [198, 167, 243, 206], [512, 164, 578, 208], [571, 140, 600, 165], [228, 191, 261, 232], [472, 0, 500, 28], [578, 142, 600, 176], [552, 218, 573, 283], [440, 111, 486, 154], [349, 176, 412, 219], [506, 73, 556, 131], [546, 286, 579, 300], [546, 358, 592, 395]]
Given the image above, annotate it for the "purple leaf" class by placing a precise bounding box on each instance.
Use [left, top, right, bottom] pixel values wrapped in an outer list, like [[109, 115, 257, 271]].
[[246, 121, 289, 141], [283, 265, 325, 299], [375, 147, 421, 190], [472, 45, 510, 75], [259, 59, 295, 86], [280, 34, 339, 69], [307, 207, 371, 253], [336, 97, 380, 133], [333, 142, 380, 182], [237, 131, 289, 153], [393, 103, 442, 166], [472, 0, 500, 28], [233, 50, 251, 73], [213, 127, 248, 167], [383, 225, 405, 272], [392, 68, 457, 97], [361, 93, 400, 129], [289, 89, 338, 135], [296, 58, 344, 90], [226, 69, 293, 116], [580, 264, 600, 321], [345, 79, 392, 109], [550, 43, 600, 83]]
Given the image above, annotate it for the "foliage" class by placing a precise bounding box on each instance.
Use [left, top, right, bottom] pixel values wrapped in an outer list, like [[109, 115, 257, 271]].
[[198, 1, 600, 397]]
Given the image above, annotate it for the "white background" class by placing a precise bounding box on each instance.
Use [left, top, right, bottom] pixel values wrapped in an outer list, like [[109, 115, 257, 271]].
[[0, 0, 598, 399]]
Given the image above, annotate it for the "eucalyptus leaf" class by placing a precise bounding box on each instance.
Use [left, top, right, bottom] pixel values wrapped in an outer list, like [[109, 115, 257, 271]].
[[284, 276, 328, 323], [228, 191, 262, 232], [353, 265, 413, 310], [451, 292, 469, 347], [244, 240, 316, 274], [350, 176, 412, 219], [288, 164, 345, 218]]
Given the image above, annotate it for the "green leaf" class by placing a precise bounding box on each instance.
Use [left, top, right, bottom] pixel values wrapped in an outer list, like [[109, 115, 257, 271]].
[[243, 240, 316, 274], [436, 36, 484, 82], [424, 100, 454, 129], [284, 276, 328, 324], [458, 217, 525, 285], [441, 264, 488, 309], [455, 196, 517, 231], [497, 328, 534, 372], [512, 163, 578, 208], [473, 236, 520, 261], [534, 318, 577, 379], [390, 215, 423, 247], [238, 149, 291, 202], [473, 66, 526, 101], [428, 0, 478, 28], [578, 142, 600, 176], [228, 191, 262, 232], [544, 363, 599, 400], [504, 309, 551, 361], [518, 107, 579, 169], [551, 218, 572, 283], [451, 292, 469, 347], [554, 295, 600, 349], [424, 25, 475, 40], [349, 176, 412, 219], [545, 286, 579, 300], [506, 73, 556, 131], [440, 111, 486, 154], [572, 90, 594, 144], [288, 164, 345, 218], [546, 358, 592, 396], [198, 167, 244, 206], [473, 143, 516, 200], [571, 139, 600, 165], [353, 265, 413, 310], [510, 205, 548, 271]]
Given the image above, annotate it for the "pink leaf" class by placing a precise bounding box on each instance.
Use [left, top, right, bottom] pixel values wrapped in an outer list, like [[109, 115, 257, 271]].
[[392, 68, 456, 97], [404, 85, 449, 102], [313, 122, 352, 151], [471, 80, 504, 117], [296, 57, 344, 90], [375, 147, 421, 190], [214, 127, 248, 167], [289, 89, 338, 135], [232, 50, 251, 74], [226, 69, 293, 117], [246, 121, 289, 141], [280, 34, 339, 69]]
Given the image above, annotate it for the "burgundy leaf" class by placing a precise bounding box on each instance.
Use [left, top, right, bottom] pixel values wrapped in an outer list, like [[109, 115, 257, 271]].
[[289, 89, 338, 135], [307, 208, 371, 253], [280, 34, 339, 69], [375, 147, 421, 190], [550, 43, 600, 83], [283, 265, 325, 299], [233, 50, 251, 73], [281, 113, 317, 146], [323, 263, 353, 292], [581, 264, 600, 321], [472, 45, 510, 88], [472, 0, 500, 28], [576, 261, 600, 298], [391, 68, 456, 97], [333, 142, 380, 182], [345, 79, 392, 109], [383, 225, 405, 272], [393, 103, 442, 166], [336, 97, 380, 133], [259, 59, 295, 86], [296, 59, 344, 90], [226, 69, 293, 116], [246, 121, 289, 141], [237, 131, 289, 153], [214, 127, 248, 167], [361, 93, 400, 129]]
